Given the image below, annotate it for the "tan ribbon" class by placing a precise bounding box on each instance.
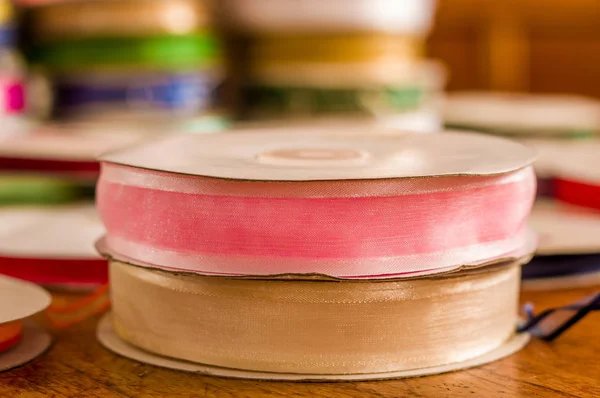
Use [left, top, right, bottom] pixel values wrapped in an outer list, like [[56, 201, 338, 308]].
[[111, 261, 520, 375], [30, 0, 212, 41]]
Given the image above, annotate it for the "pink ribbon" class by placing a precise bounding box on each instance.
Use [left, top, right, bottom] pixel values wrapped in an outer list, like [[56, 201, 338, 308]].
[[97, 164, 536, 278], [1, 77, 25, 114]]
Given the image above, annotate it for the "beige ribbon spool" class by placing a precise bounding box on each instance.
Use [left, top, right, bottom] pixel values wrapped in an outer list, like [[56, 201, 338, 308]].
[[30, 0, 212, 41], [111, 260, 522, 375], [0, 275, 52, 373]]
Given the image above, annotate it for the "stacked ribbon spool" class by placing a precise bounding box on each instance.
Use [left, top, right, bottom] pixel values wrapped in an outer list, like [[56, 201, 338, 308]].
[[0, 275, 51, 372], [0, 124, 143, 288], [444, 92, 600, 288], [525, 142, 600, 289], [95, 128, 537, 379], [0, 0, 26, 130], [24, 0, 225, 123], [224, 0, 444, 132]]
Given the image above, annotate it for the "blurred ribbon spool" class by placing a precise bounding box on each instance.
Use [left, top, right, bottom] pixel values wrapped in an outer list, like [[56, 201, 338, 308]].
[[237, 107, 443, 135], [223, 0, 437, 35], [249, 47, 443, 88], [0, 204, 107, 286], [541, 140, 600, 211], [0, 123, 143, 177], [29, 0, 211, 42], [0, 275, 51, 372], [524, 199, 600, 290], [97, 129, 536, 278], [104, 260, 527, 378], [0, 77, 25, 114], [444, 92, 600, 138], [444, 93, 600, 200], [244, 61, 445, 123]]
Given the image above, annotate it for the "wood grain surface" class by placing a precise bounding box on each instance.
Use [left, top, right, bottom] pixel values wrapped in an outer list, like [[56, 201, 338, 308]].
[[0, 286, 598, 397]]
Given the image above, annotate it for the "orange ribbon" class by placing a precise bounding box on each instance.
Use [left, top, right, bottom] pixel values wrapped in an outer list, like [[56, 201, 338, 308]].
[[0, 321, 23, 353]]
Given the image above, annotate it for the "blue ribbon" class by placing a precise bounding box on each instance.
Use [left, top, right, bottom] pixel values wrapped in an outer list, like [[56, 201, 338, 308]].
[[54, 73, 220, 112], [0, 25, 16, 48], [518, 292, 600, 340]]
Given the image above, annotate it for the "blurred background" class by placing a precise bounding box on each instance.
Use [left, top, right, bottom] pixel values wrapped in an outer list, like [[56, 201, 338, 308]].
[[3, 0, 599, 124], [430, 0, 600, 96], [2, 0, 600, 288], [1, 0, 598, 129]]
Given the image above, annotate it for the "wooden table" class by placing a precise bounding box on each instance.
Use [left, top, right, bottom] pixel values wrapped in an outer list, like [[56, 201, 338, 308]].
[[1, 286, 598, 397]]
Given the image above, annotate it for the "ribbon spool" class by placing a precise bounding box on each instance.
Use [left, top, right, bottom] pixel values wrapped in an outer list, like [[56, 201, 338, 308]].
[[546, 140, 600, 211], [223, 0, 437, 35], [524, 199, 600, 290], [444, 93, 600, 197], [0, 204, 107, 287], [249, 51, 445, 88], [244, 62, 445, 123], [97, 129, 536, 279], [97, 260, 531, 380], [52, 71, 222, 118], [444, 92, 600, 138], [0, 275, 51, 372], [238, 106, 443, 134], [29, 0, 212, 42], [0, 123, 144, 178], [96, 128, 537, 379]]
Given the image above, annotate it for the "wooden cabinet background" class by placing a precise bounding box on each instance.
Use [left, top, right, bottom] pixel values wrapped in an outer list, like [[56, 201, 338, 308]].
[[428, 0, 600, 96]]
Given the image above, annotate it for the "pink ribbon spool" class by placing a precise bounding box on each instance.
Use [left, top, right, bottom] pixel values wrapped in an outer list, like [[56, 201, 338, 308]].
[[97, 129, 537, 279]]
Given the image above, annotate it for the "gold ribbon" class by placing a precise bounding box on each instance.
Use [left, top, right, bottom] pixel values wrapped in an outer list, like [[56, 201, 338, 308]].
[[250, 34, 424, 66], [0, 0, 13, 25], [111, 261, 521, 375], [30, 0, 212, 41]]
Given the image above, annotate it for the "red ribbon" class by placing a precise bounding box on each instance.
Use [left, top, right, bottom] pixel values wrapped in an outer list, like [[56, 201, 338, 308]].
[[0, 256, 108, 285], [0, 156, 99, 176], [555, 178, 600, 211]]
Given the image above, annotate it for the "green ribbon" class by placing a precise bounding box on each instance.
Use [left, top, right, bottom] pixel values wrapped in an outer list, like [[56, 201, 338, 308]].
[[445, 124, 595, 139], [243, 85, 424, 118], [0, 176, 95, 205], [29, 34, 222, 70]]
